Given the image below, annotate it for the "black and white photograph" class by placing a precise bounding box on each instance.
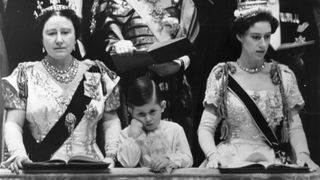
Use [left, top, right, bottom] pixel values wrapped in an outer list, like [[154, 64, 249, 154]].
[[0, 0, 320, 179]]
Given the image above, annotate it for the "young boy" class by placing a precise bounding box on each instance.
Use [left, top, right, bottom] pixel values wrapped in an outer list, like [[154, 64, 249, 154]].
[[117, 76, 193, 172]]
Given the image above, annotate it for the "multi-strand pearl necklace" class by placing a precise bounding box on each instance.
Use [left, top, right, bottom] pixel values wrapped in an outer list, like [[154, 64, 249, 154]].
[[237, 61, 265, 73], [42, 57, 79, 84]]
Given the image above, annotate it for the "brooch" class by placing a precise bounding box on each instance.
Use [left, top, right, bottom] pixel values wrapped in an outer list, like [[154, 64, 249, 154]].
[[84, 72, 101, 100], [84, 104, 99, 121], [65, 113, 76, 133]]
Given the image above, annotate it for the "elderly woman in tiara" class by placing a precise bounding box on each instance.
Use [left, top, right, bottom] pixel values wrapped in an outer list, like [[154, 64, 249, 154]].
[[198, 0, 319, 171], [1, 1, 121, 173]]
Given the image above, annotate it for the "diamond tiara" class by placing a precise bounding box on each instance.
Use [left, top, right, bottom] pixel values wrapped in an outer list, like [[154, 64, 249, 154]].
[[34, 0, 77, 19], [234, 0, 271, 20]]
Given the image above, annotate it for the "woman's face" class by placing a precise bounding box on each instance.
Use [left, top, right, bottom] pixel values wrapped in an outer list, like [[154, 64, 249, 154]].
[[237, 21, 272, 61], [42, 15, 76, 60]]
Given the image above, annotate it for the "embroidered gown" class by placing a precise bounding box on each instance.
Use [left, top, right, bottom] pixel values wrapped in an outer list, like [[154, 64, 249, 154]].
[[200, 62, 309, 167], [1, 59, 120, 162]]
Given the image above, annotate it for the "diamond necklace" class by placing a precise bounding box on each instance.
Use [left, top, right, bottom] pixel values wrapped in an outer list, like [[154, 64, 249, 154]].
[[42, 57, 79, 84], [237, 60, 265, 73]]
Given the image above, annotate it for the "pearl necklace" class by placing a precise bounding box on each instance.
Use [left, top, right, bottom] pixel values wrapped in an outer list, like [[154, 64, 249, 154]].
[[237, 61, 265, 73], [42, 57, 79, 84]]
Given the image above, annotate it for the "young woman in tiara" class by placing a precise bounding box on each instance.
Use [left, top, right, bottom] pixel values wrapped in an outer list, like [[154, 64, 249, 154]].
[[1, 2, 121, 173], [198, 1, 319, 171]]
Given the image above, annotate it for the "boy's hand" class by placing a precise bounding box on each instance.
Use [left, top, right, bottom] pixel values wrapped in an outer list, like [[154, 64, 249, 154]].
[[128, 119, 144, 138], [206, 152, 221, 169], [112, 40, 136, 55], [150, 155, 172, 173]]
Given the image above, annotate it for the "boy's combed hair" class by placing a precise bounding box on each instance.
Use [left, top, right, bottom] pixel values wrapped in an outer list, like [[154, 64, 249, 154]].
[[127, 76, 163, 107]]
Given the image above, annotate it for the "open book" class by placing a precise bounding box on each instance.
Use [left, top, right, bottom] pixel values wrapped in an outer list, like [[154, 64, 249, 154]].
[[111, 37, 194, 73], [22, 155, 109, 171], [219, 161, 309, 173]]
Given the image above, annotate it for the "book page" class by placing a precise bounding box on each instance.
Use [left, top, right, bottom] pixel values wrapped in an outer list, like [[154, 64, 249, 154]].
[[268, 163, 304, 169], [68, 155, 105, 164], [223, 161, 270, 169]]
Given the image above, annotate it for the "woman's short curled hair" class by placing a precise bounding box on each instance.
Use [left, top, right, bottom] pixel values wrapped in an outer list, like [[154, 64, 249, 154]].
[[127, 76, 163, 107], [34, 8, 81, 41], [232, 11, 278, 35]]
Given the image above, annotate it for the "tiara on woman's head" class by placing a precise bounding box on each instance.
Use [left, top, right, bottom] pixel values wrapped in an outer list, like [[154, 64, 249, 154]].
[[34, 0, 77, 18], [234, 0, 271, 20]]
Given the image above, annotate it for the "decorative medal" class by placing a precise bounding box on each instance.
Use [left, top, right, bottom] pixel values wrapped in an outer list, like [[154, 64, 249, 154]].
[[65, 113, 76, 133]]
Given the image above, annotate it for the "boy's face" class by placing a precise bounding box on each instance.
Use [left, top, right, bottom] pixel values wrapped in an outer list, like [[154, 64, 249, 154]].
[[130, 98, 166, 131]]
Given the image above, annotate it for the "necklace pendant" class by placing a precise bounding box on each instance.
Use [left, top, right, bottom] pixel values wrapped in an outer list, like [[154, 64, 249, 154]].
[[65, 113, 76, 134]]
